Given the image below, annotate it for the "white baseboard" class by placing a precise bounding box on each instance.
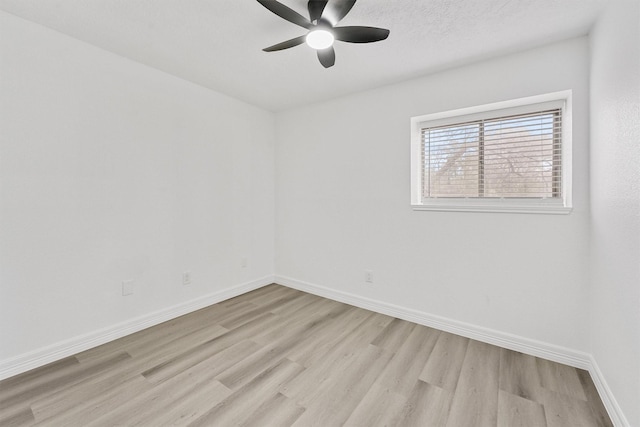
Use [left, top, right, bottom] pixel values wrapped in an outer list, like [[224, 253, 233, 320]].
[[275, 275, 592, 369], [1, 273, 628, 426], [276, 275, 630, 426], [0, 276, 274, 381], [588, 355, 630, 427]]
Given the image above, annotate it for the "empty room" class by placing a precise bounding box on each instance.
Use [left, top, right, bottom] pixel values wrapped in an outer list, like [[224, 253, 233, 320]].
[[0, 0, 638, 426]]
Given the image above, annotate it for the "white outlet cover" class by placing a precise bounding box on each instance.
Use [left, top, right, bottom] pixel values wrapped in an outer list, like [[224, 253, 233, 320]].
[[182, 271, 192, 285], [122, 279, 134, 296], [365, 270, 373, 283]]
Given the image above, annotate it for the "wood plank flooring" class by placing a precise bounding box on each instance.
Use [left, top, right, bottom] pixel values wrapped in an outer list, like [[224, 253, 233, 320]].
[[0, 284, 613, 426]]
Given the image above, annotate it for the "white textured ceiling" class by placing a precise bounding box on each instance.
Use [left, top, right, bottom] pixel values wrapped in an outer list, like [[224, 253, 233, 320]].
[[0, 0, 608, 111]]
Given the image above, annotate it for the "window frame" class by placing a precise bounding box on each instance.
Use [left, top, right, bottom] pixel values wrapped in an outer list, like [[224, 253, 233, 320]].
[[410, 91, 573, 214]]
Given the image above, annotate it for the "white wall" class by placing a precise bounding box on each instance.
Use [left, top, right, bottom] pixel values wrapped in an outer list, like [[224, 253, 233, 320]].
[[0, 11, 275, 361], [2, 4, 637, 422], [590, 1, 640, 425], [276, 37, 591, 352]]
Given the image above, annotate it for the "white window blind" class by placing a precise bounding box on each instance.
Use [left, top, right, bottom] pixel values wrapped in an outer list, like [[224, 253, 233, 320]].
[[421, 109, 562, 199]]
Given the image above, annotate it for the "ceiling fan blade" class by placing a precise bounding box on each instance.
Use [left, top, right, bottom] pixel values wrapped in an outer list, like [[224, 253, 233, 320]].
[[256, 0, 312, 29], [321, 0, 357, 25], [317, 46, 335, 68], [263, 35, 307, 52], [308, 0, 328, 23], [333, 26, 390, 43]]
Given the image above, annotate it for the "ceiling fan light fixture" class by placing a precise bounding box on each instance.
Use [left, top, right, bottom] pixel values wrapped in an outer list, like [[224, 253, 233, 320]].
[[257, 0, 389, 67], [306, 29, 334, 50]]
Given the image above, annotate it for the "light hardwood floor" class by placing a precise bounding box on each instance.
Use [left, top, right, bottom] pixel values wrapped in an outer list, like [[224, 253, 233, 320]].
[[0, 284, 613, 426]]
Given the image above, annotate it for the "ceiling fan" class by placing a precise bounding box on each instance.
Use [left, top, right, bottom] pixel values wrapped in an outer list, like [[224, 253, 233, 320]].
[[257, 0, 390, 68]]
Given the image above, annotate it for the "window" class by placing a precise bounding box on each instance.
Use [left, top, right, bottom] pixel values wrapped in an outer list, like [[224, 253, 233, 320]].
[[411, 92, 572, 214]]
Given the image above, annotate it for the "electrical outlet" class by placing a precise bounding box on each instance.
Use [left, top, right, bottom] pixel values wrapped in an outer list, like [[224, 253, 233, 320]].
[[241, 257, 248, 268], [122, 279, 134, 296], [365, 270, 373, 284], [182, 271, 192, 286]]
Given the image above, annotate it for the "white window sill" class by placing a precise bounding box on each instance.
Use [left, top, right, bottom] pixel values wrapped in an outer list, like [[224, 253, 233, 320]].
[[412, 200, 572, 215]]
